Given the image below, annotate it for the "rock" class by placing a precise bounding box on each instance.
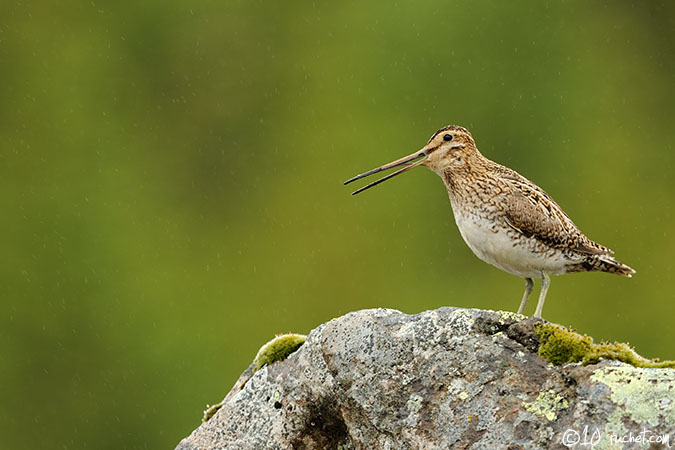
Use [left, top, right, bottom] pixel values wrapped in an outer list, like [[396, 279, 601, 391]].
[[175, 308, 675, 449]]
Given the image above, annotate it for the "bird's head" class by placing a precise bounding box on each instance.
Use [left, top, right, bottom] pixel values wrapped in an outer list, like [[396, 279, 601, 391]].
[[422, 125, 477, 174], [344, 125, 479, 194]]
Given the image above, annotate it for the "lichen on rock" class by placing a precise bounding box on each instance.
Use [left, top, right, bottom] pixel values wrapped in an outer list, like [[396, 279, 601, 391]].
[[523, 390, 569, 421], [591, 365, 675, 426]]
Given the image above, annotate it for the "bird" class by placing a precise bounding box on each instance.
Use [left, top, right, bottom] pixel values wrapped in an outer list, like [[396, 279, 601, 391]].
[[344, 125, 635, 318]]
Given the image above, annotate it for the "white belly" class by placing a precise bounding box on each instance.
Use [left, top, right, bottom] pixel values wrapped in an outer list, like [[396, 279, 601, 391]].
[[454, 212, 575, 278]]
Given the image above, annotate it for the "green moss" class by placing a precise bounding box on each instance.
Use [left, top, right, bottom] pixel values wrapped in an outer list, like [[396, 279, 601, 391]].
[[535, 323, 675, 368], [253, 333, 306, 372], [202, 401, 223, 423], [523, 390, 568, 421]]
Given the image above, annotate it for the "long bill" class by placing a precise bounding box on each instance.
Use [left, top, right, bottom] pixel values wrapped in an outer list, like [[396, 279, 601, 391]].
[[344, 150, 427, 195]]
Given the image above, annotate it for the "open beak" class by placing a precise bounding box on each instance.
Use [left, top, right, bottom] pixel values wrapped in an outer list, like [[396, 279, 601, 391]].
[[344, 148, 428, 195]]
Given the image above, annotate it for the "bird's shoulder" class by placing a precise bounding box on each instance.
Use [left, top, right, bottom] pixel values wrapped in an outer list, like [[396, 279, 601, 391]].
[[489, 162, 613, 255]]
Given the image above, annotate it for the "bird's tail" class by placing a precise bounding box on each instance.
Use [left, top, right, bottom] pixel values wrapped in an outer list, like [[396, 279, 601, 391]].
[[590, 255, 636, 277]]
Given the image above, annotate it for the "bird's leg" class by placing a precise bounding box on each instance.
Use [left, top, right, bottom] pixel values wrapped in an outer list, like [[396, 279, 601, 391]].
[[517, 278, 534, 315], [533, 273, 551, 318]]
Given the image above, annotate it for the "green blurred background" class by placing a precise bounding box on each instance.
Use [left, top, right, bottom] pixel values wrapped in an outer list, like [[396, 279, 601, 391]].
[[2, 1, 673, 448]]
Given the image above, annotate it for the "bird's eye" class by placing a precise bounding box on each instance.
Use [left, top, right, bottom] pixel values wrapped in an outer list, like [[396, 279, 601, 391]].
[[443, 134, 453, 141]]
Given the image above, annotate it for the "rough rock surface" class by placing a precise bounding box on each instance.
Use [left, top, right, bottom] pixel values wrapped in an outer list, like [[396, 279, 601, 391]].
[[176, 308, 675, 449]]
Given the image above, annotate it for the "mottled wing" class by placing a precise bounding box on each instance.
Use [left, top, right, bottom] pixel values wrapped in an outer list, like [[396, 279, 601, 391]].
[[498, 169, 613, 256]]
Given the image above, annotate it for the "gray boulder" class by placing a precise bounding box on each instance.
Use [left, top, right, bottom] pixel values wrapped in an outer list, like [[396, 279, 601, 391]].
[[176, 307, 675, 449]]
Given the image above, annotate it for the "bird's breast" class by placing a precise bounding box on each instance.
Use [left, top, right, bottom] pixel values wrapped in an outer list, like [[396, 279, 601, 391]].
[[451, 209, 574, 278]]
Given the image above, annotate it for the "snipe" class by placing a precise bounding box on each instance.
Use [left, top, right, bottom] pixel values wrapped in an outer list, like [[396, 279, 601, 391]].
[[345, 125, 635, 318]]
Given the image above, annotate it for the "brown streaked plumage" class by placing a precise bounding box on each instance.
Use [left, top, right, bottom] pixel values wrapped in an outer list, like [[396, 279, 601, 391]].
[[345, 125, 635, 318]]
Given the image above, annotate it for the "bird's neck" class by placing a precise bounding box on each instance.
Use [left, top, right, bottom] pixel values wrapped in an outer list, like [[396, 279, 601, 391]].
[[441, 153, 497, 210]]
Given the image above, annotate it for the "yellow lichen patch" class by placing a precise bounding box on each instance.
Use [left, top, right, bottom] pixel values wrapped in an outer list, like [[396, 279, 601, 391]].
[[523, 390, 568, 421], [591, 366, 675, 427], [202, 401, 223, 423], [534, 323, 675, 368], [253, 333, 307, 372], [496, 310, 525, 325]]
